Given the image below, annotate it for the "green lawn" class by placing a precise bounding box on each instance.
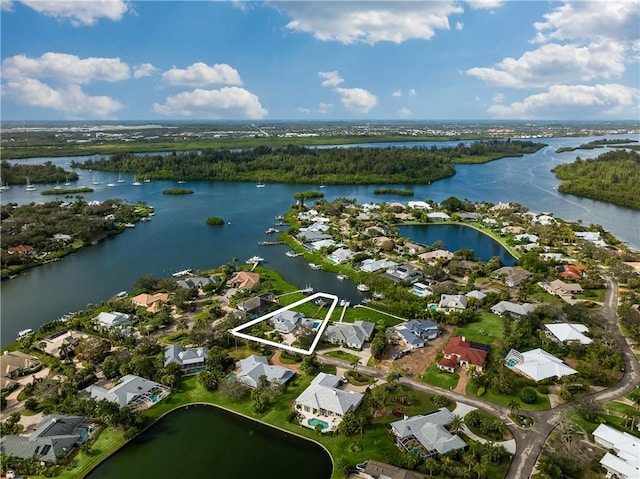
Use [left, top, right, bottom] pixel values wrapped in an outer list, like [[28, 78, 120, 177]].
[[55, 427, 127, 479], [604, 400, 639, 417], [452, 312, 504, 346], [421, 362, 460, 390], [467, 382, 551, 411], [325, 350, 360, 364]]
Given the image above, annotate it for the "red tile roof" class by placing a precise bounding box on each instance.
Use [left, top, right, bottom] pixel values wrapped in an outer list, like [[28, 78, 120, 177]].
[[444, 336, 488, 367], [438, 356, 458, 369], [556, 265, 588, 279]]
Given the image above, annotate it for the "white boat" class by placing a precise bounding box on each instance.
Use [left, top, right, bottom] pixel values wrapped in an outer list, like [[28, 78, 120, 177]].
[[285, 250, 302, 258], [17, 328, 34, 338], [144, 176, 151, 183], [256, 180, 266, 188], [24, 178, 37, 191], [107, 178, 116, 187], [172, 269, 192, 277], [116, 291, 128, 298], [308, 263, 321, 270], [54, 181, 63, 190], [336, 274, 347, 280], [92, 175, 100, 185], [124, 223, 135, 228], [265, 227, 280, 234], [357, 283, 370, 292], [0, 181, 10, 191], [246, 256, 265, 264], [64, 176, 72, 186], [177, 178, 186, 184], [132, 176, 142, 186], [117, 174, 125, 183]]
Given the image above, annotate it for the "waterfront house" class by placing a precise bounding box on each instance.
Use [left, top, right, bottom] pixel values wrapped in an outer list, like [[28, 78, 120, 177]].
[[164, 345, 209, 374], [176, 275, 220, 290], [294, 372, 363, 420], [226, 271, 260, 290], [7, 244, 35, 256], [491, 266, 531, 287], [383, 263, 423, 284], [427, 212, 450, 222], [544, 323, 593, 345], [438, 294, 468, 313], [0, 415, 98, 464], [504, 348, 577, 382], [38, 330, 89, 359], [309, 239, 336, 251], [131, 292, 170, 313], [271, 310, 306, 333], [438, 336, 489, 373], [235, 354, 295, 388], [94, 311, 132, 335], [360, 460, 424, 479], [237, 293, 278, 317], [592, 424, 640, 479], [490, 301, 537, 320], [323, 320, 375, 349], [1, 351, 41, 378], [358, 258, 397, 273], [458, 212, 483, 222], [575, 231, 607, 247], [390, 408, 466, 458], [328, 247, 355, 264], [407, 201, 432, 210], [84, 374, 170, 410]]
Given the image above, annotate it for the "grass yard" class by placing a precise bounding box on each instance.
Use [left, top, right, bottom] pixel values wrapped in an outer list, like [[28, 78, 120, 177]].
[[325, 350, 360, 364], [421, 362, 460, 390], [604, 400, 640, 417], [467, 382, 551, 411], [55, 427, 127, 479], [452, 311, 504, 346]]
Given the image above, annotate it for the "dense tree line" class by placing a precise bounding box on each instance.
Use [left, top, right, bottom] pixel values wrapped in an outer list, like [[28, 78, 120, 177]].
[[0, 160, 78, 185], [552, 149, 640, 209], [73, 140, 544, 186]]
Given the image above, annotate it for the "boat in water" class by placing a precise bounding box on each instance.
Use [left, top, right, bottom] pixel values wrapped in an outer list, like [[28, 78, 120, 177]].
[[117, 174, 125, 183], [265, 227, 280, 234], [172, 269, 192, 277], [246, 256, 265, 264], [336, 274, 347, 280], [285, 250, 303, 258], [132, 176, 142, 186], [17, 328, 34, 338], [357, 283, 370, 292], [24, 178, 37, 191], [308, 263, 321, 270]]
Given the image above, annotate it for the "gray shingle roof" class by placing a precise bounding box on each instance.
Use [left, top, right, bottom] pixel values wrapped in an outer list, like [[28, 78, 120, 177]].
[[235, 354, 295, 388], [295, 372, 363, 416]]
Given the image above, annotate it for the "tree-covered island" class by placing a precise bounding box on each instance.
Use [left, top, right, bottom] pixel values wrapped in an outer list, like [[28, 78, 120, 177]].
[[0, 160, 79, 186], [71, 140, 545, 186]]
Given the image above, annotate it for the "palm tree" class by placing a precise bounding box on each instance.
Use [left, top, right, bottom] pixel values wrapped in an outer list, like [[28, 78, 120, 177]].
[[350, 357, 360, 374], [177, 317, 188, 332], [508, 400, 520, 418], [448, 414, 464, 435]]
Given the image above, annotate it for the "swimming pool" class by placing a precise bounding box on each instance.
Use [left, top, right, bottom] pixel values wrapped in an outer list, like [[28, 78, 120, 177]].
[[312, 321, 320, 329], [506, 358, 519, 367], [308, 418, 329, 430]]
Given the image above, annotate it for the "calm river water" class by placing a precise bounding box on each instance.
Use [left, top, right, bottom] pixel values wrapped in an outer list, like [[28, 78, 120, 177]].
[[1, 134, 638, 344], [86, 404, 333, 479]]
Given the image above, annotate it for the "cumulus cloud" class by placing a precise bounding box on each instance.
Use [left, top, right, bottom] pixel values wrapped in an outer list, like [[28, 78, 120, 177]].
[[534, 1, 640, 44], [334, 87, 378, 114], [398, 107, 412, 116], [318, 71, 344, 87], [19, 0, 131, 26], [162, 62, 242, 87], [133, 63, 157, 79], [318, 102, 332, 114], [2, 52, 130, 84], [392, 89, 402, 97], [466, 0, 504, 9], [466, 42, 626, 88], [1, 0, 14, 12], [152, 87, 268, 119], [276, 2, 463, 44], [2, 77, 123, 117], [487, 83, 638, 119], [408, 88, 417, 97], [455, 21, 464, 31]]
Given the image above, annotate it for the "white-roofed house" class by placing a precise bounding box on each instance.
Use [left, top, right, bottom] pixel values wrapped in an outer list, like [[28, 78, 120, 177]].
[[593, 424, 640, 479], [490, 301, 537, 320], [504, 348, 577, 382], [390, 407, 467, 458], [83, 374, 170, 410], [358, 258, 397, 273], [544, 323, 593, 345], [94, 311, 132, 335], [427, 212, 451, 222], [271, 310, 305, 333], [235, 354, 295, 389], [323, 321, 375, 349], [328, 247, 355, 264], [294, 372, 364, 432], [438, 294, 468, 313], [164, 345, 209, 374]]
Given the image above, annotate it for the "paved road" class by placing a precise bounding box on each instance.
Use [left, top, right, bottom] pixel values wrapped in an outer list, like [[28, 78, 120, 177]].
[[318, 275, 640, 479]]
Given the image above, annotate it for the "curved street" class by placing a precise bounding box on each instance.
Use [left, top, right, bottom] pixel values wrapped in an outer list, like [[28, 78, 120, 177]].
[[318, 275, 640, 479]]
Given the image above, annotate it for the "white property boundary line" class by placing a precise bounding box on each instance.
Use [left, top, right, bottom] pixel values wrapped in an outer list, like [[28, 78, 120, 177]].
[[230, 292, 339, 355]]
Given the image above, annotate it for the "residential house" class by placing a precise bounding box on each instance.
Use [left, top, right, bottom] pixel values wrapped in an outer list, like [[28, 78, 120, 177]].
[[271, 310, 306, 333], [438, 336, 489, 373], [544, 323, 593, 345], [396, 328, 425, 349], [592, 424, 640, 479], [490, 301, 537, 319], [298, 230, 333, 243], [131, 292, 170, 313], [84, 374, 170, 410], [294, 372, 363, 419], [383, 263, 423, 284], [504, 348, 577, 382], [427, 212, 450, 222], [237, 293, 278, 317], [1, 351, 41, 378], [575, 231, 607, 247], [94, 311, 132, 335], [390, 408, 467, 458], [7, 244, 35, 255], [458, 212, 483, 221], [555, 264, 588, 279], [410, 282, 433, 297], [491, 266, 531, 287], [323, 321, 375, 349], [401, 242, 426, 256], [405, 320, 439, 340], [358, 258, 397, 273], [360, 460, 424, 479], [438, 294, 468, 313], [235, 354, 295, 389], [164, 345, 208, 373], [407, 201, 432, 210], [1, 377, 18, 393], [309, 239, 336, 252], [328, 247, 355, 264], [38, 330, 89, 359], [0, 415, 97, 464], [418, 249, 454, 264], [542, 279, 583, 297], [226, 271, 260, 290], [372, 236, 396, 250], [465, 290, 487, 302], [176, 275, 220, 290]]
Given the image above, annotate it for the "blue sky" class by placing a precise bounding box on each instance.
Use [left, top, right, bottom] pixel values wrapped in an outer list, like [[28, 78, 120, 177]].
[[1, 1, 638, 121]]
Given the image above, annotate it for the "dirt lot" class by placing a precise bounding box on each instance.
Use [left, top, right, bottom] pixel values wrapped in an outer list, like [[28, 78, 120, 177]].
[[376, 325, 453, 376]]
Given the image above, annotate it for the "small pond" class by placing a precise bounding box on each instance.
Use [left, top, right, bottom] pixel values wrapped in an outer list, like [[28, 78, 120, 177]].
[[86, 404, 333, 479]]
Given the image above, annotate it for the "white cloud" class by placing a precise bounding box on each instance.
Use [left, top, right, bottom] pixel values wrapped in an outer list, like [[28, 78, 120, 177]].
[[2, 52, 130, 84], [318, 102, 332, 114], [398, 107, 412, 116], [318, 71, 344, 87], [466, 42, 626, 88], [2, 77, 123, 117], [1, 0, 14, 12], [19, 0, 131, 26], [392, 89, 402, 97], [534, 1, 640, 44], [133, 63, 157, 79], [152, 87, 268, 119], [162, 62, 242, 87], [492, 92, 505, 104], [277, 2, 463, 44], [334, 87, 378, 114], [455, 21, 464, 31], [487, 83, 638, 119], [466, 0, 504, 9], [408, 88, 417, 97], [298, 107, 311, 114]]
